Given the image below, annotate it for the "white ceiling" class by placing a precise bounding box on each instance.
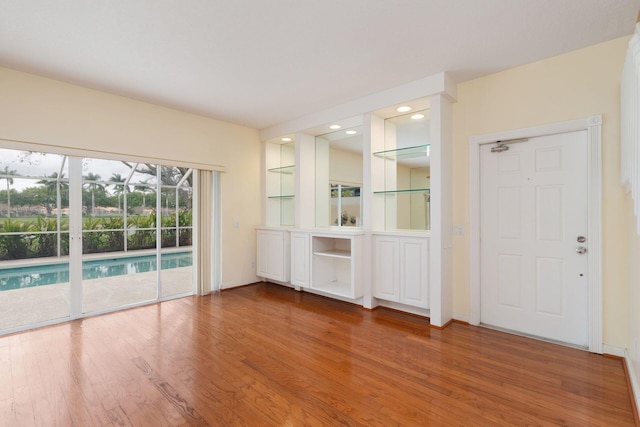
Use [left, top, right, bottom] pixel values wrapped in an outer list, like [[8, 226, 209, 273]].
[[0, 0, 638, 130]]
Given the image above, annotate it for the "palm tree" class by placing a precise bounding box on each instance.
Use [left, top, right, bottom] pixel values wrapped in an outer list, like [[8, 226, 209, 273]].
[[110, 173, 128, 213], [37, 172, 67, 216], [83, 173, 105, 216], [1, 166, 17, 218], [134, 179, 154, 209]]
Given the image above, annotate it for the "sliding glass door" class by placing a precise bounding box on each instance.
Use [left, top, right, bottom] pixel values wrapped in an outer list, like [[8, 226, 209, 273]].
[[80, 158, 160, 313], [0, 149, 71, 329], [0, 145, 200, 333]]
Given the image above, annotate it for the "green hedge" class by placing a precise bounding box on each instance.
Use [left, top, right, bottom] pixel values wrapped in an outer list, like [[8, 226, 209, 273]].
[[0, 211, 192, 260]]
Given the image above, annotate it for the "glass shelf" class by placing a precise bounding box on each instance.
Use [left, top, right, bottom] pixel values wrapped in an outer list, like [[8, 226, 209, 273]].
[[267, 195, 295, 199], [373, 144, 430, 160], [268, 165, 295, 174], [373, 188, 430, 195]]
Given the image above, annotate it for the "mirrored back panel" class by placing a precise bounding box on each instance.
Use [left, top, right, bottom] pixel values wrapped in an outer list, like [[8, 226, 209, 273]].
[[315, 126, 363, 228]]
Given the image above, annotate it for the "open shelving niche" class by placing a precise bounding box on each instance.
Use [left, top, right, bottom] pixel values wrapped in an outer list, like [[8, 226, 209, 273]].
[[311, 234, 362, 300], [265, 138, 295, 227], [372, 109, 431, 232]]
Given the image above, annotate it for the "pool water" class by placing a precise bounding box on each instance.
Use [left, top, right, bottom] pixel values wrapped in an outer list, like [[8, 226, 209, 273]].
[[0, 252, 193, 291]]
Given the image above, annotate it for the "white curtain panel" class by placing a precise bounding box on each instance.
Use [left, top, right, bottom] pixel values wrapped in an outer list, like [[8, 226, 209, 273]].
[[197, 169, 213, 295]]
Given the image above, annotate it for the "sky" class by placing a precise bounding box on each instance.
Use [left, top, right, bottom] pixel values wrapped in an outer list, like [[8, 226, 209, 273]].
[[0, 149, 160, 193]]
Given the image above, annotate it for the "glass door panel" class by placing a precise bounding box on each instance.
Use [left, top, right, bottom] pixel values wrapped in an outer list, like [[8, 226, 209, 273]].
[[81, 158, 157, 313], [160, 166, 194, 298], [0, 148, 71, 330]]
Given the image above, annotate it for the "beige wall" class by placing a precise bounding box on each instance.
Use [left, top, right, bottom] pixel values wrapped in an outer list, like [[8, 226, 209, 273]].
[[451, 36, 630, 348], [0, 66, 261, 288]]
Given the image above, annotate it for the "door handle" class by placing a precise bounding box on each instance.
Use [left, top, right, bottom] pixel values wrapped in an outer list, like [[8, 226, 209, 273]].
[[576, 246, 587, 254]]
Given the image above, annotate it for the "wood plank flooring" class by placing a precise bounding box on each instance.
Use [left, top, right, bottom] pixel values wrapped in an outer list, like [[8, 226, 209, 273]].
[[0, 282, 635, 426]]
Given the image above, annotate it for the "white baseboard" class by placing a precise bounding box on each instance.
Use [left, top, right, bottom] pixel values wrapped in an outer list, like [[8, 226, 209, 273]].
[[603, 344, 625, 357], [624, 349, 640, 418], [452, 312, 470, 323], [377, 300, 430, 318]]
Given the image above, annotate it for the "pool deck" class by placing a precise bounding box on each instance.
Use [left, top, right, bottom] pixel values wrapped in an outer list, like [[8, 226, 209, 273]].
[[0, 267, 193, 331]]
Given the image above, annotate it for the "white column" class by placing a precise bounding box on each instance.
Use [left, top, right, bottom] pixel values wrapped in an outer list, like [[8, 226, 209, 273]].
[[362, 114, 375, 308], [428, 94, 453, 327], [296, 133, 316, 228], [315, 137, 330, 227]]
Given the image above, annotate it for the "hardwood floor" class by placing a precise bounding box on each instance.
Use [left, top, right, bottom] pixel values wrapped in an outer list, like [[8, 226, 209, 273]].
[[0, 282, 635, 426]]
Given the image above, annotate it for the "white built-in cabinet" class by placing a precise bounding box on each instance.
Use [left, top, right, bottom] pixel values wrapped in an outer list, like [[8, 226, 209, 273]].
[[373, 234, 429, 309], [256, 228, 290, 283], [257, 72, 454, 325]]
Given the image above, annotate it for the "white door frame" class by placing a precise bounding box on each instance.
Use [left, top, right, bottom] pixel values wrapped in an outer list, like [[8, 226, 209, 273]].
[[469, 115, 603, 353]]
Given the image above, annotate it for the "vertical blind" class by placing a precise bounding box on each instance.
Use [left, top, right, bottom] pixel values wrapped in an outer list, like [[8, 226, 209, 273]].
[[622, 23, 640, 235]]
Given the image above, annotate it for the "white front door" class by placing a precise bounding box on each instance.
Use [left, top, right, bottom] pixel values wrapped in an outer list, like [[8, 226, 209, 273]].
[[480, 130, 589, 347]]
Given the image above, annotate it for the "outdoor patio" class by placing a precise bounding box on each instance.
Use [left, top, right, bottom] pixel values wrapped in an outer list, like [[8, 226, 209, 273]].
[[0, 266, 192, 331]]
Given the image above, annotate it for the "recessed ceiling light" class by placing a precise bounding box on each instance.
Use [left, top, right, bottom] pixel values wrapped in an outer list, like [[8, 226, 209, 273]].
[[411, 114, 425, 120], [281, 137, 292, 142], [397, 106, 411, 113], [346, 130, 357, 135], [329, 124, 341, 130]]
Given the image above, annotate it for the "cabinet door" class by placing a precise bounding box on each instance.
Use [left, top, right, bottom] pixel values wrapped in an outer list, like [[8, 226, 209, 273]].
[[256, 230, 271, 278], [374, 236, 400, 302], [399, 237, 428, 308], [257, 230, 286, 281], [267, 231, 285, 281], [291, 233, 310, 287]]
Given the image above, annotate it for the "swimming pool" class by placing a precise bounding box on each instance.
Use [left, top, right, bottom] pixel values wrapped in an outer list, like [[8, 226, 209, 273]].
[[0, 252, 193, 291]]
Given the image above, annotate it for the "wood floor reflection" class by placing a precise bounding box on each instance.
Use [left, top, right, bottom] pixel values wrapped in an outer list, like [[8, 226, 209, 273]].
[[0, 282, 635, 426]]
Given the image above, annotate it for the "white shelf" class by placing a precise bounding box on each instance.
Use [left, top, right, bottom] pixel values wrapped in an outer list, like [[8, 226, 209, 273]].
[[313, 249, 351, 259], [311, 280, 352, 297]]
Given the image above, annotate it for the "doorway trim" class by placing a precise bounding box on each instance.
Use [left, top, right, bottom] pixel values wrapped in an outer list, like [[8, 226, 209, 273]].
[[469, 115, 603, 353]]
